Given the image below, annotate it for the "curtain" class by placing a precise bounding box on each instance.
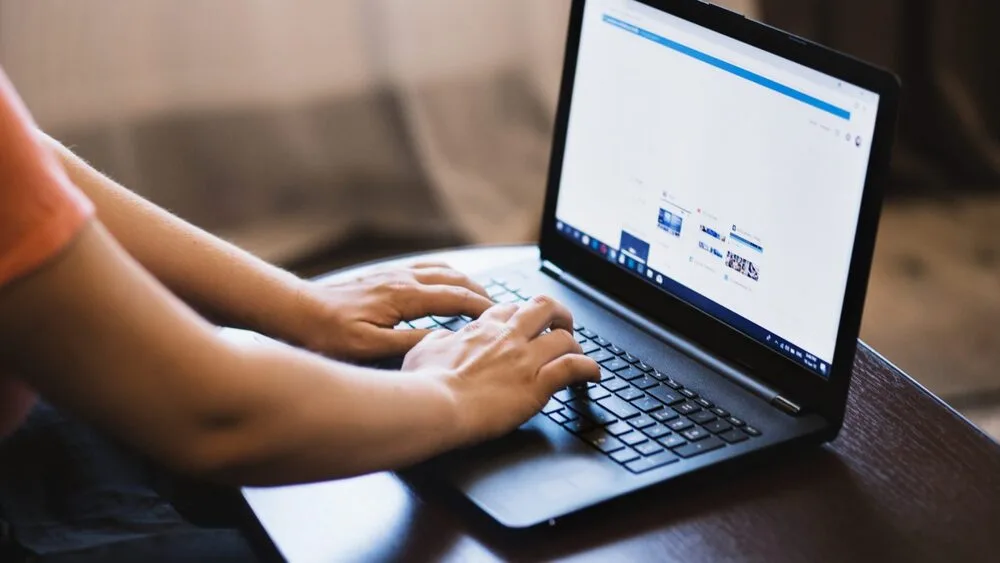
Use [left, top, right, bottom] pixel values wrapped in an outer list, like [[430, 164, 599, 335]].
[[759, 0, 1000, 195], [0, 0, 757, 260]]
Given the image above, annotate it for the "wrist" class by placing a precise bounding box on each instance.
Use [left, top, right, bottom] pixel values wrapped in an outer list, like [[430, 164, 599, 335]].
[[421, 368, 470, 450]]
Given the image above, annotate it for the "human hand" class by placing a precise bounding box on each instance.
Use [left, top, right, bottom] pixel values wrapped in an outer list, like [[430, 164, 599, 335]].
[[401, 296, 601, 446], [293, 262, 494, 362]]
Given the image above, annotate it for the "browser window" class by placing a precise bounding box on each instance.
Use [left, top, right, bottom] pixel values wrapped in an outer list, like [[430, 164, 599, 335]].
[[554, 0, 881, 377]]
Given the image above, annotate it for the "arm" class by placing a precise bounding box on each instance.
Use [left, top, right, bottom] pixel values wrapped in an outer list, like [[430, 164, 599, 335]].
[[0, 220, 597, 485], [39, 133, 492, 360]]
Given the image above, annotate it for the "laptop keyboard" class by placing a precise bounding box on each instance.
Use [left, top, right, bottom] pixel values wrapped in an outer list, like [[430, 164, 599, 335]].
[[398, 278, 763, 475]]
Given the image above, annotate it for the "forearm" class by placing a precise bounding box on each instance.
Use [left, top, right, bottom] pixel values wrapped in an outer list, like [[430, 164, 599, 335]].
[[0, 222, 461, 485], [38, 131, 309, 342]]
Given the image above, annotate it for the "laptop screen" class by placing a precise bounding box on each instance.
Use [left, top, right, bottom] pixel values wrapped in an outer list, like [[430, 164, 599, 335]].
[[553, 0, 881, 378]]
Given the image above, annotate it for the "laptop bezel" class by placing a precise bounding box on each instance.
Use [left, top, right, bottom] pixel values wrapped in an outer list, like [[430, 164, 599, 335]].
[[538, 0, 900, 423]]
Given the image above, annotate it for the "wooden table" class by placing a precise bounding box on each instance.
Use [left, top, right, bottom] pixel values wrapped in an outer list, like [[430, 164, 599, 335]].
[[241, 246, 1000, 563]]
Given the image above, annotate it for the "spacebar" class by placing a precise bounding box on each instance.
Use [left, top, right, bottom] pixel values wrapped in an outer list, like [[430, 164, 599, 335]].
[[598, 396, 640, 419]]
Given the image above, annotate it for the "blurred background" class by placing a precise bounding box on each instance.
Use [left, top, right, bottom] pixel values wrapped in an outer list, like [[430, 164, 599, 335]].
[[1, 0, 997, 438]]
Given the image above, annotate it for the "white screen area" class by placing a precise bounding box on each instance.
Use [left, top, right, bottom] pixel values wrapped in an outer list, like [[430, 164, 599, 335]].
[[555, 0, 880, 367]]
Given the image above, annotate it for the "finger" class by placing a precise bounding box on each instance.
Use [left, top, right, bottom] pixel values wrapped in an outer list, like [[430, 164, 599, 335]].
[[408, 260, 450, 269], [507, 295, 574, 336], [536, 355, 601, 395], [478, 303, 520, 324], [411, 267, 490, 300], [529, 329, 583, 365], [395, 285, 493, 320]]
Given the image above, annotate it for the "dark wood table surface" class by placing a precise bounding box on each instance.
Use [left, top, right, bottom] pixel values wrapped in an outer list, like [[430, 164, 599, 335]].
[[241, 246, 1000, 563]]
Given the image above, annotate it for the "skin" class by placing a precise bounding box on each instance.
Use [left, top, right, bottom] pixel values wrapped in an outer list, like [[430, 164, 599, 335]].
[[0, 135, 600, 486]]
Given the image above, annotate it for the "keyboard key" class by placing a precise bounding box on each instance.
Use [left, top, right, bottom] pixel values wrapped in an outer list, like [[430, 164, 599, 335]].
[[542, 400, 563, 414], [560, 409, 580, 421], [573, 323, 584, 332], [648, 386, 684, 406], [549, 411, 569, 424], [494, 293, 521, 304], [582, 430, 626, 453], [598, 396, 640, 419], [444, 317, 470, 331], [632, 376, 659, 390], [625, 451, 678, 474], [610, 448, 640, 465], [673, 436, 725, 458], [650, 369, 668, 381], [601, 377, 630, 393], [689, 411, 717, 425], [607, 344, 625, 356], [616, 367, 645, 381], [680, 389, 697, 399], [711, 407, 730, 418], [617, 387, 645, 402], [620, 431, 648, 446], [605, 421, 634, 436], [704, 419, 733, 434], [580, 340, 601, 355], [664, 379, 683, 390], [554, 389, 576, 403], [673, 402, 701, 415], [659, 434, 687, 449], [580, 328, 597, 339], [628, 415, 657, 430], [695, 398, 714, 409], [410, 317, 439, 330], [635, 441, 664, 456], [587, 350, 614, 364], [568, 402, 618, 426], [487, 286, 508, 299], [728, 417, 746, 427], [601, 358, 630, 372], [563, 419, 595, 434], [643, 423, 671, 439], [682, 427, 711, 441], [632, 397, 664, 413], [667, 418, 694, 432], [719, 429, 749, 444], [651, 409, 680, 423], [743, 426, 762, 437], [587, 386, 611, 401], [573, 331, 589, 343], [622, 353, 639, 364], [635, 361, 654, 373], [593, 336, 611, 347], [598, 368, 617, 383]]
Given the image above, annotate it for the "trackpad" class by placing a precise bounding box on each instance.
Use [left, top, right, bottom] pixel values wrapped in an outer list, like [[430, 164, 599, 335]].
[[438, 416, 620, 528]]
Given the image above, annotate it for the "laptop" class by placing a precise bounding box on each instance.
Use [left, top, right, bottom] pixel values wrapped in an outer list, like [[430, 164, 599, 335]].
[[391, 0, 898, 528], [240, 0, 900, 534]]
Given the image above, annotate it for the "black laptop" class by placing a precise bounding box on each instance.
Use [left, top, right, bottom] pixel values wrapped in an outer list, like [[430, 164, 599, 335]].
[[395, 0, 899, 528]]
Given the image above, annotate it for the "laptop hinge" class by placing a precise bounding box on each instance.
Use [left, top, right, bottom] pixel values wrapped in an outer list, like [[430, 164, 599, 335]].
[[772, 395, 803, 416], [541, 260, 564, 278], [554, 269, 796, 411]]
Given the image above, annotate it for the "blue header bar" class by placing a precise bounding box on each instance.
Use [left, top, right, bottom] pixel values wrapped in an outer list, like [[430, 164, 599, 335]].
[[603, 14, 851, 121]]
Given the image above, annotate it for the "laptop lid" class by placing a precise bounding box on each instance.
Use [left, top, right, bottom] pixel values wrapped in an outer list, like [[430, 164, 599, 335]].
[[539, 0, 899, 422]]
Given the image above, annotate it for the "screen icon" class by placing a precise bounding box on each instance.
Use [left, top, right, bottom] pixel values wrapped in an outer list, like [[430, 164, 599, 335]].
[[646, 269, 654, 279], [619, 254, 626, 265], [582, 235, 590, 245], [855, 135, 863, 147], [609, 249, 617, 261], [556, 222, 564, 231], [766, 335, 772, 342], [656, 274, 664, 284], [820, 364, 828, 375]]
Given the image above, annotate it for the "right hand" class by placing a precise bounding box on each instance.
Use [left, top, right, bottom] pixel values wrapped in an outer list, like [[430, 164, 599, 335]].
[[402, 295, 601, 446]]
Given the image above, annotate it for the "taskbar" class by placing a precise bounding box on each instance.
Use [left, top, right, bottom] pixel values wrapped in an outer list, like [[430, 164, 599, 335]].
[[555, 219, 831, 378]]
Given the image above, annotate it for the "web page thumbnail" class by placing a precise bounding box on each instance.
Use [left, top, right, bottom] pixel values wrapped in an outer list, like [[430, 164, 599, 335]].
[[725, 251, 761, 281], [657, 208, 684, 238]]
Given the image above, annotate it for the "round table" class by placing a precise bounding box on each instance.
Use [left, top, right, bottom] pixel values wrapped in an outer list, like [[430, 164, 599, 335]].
[[240, 246, 1000, 563]]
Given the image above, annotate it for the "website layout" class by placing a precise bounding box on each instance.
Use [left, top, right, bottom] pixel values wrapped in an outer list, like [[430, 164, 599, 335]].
[[554, 0, 881, 377]]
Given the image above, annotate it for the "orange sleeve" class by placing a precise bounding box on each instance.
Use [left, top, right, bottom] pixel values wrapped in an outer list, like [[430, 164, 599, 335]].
[[0, 66, 94, 288]]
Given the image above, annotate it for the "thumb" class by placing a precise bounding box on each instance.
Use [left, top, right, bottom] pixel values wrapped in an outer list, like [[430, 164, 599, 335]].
[[537, 354, 600, 395]]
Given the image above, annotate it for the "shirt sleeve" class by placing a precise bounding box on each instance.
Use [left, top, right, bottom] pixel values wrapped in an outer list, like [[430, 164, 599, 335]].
[[0, 66, 94, 288]]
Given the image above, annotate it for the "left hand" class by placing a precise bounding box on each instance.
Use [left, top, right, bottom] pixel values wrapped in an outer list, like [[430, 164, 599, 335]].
[[291, 262, 493, 362]]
